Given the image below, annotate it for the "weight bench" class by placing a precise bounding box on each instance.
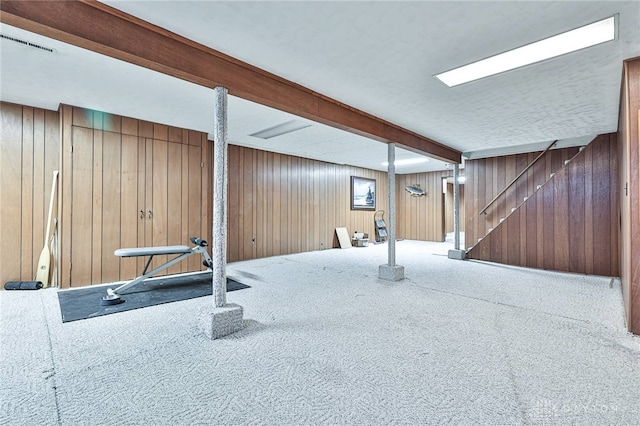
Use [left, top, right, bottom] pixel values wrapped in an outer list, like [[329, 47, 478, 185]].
[[101, 237, 214, 306]]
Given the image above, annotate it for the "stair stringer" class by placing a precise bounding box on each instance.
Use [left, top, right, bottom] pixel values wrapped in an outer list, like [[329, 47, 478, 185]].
[[466, 133, 617, 276]]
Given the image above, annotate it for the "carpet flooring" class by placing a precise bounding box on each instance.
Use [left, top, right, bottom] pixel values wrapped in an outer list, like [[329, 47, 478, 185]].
[[1, 239, 638, 425]]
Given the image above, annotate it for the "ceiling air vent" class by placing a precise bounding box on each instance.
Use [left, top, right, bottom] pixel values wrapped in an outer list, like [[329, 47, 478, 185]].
[[0, 34, 56, 53]]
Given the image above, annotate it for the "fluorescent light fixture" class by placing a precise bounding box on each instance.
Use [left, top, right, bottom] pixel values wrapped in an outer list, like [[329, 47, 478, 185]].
[[250, 119, 312, 139], [435, 16, 615, 87], [382, 158, 429, 167]]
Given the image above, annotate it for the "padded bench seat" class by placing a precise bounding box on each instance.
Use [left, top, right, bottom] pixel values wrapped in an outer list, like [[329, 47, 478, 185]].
[[114, 245, 191, 257]]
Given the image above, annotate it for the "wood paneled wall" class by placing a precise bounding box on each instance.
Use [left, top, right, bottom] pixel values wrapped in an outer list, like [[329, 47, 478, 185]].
[[465, 146, 580, 249], [0, 100, 623, 293], [467, 134, 619, 277], [226, 145, 388, 262], [3, 102, 445, 288], [396, 172, 451, 242], [618, 58, 640, 334], [59, 106, 211, 287], [227, 148, 456, 261], [0, 102, 60, 286]]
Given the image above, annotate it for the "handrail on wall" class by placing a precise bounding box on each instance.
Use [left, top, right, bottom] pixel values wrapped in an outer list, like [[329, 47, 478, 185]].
[[479, 140, 558, 215]]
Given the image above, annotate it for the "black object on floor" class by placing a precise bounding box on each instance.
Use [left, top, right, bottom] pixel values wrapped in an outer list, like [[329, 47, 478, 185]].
[[58, 272, 250, 323], [4, 281, 43, 290]]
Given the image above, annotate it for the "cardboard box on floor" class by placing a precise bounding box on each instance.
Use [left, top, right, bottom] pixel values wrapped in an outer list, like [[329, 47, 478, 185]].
[[352, 232, 369, 247]]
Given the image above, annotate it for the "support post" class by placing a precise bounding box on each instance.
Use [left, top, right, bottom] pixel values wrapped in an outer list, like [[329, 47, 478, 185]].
[[454, 163, 460, 251], [212, 86, 228, 308], [378, 143, 405, 281], [199, 86, 244, 339], [448, 163, 466, 260], [388, 143, 397, 267]]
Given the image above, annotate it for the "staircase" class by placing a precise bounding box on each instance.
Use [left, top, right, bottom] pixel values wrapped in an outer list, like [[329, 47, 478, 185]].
[[465, 133, 618, 275], [471, 146, 583, 248]]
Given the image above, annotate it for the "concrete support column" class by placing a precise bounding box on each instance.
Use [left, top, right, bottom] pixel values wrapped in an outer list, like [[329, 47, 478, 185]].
[[387, 142, 397, 266], [212, 86, 228, 308], [199, 86, 244, 339], [448, 163, 466, 260], [378, 143, 405, 281], [454, 163, 461, 251]]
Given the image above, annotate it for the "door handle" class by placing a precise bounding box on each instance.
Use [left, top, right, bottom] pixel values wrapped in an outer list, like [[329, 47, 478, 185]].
[[148, 210, 153, 219], [140, 210, 145, 219]]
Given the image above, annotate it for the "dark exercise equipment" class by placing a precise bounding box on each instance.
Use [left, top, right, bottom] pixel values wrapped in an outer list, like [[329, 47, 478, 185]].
[[4, 281, 43, 290]]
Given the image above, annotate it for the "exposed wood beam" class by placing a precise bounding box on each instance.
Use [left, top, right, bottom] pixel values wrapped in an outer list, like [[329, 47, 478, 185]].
[[0, 0, 461, 163]]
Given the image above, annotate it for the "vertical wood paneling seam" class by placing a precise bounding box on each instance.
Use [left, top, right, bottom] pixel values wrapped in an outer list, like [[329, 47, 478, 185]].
[[24, 106, 31, 279], [98, 130, 104, 284], [30, 107, 38, 279], [89, 129, 99, 284], [18, 106, 24, 278], [610, 133, 619, 275], [118, 133, 123, 279], [28, 106, 36, 279], [60, 106, 71, 286], [57, 106, 64, 286], [70, 110, 76, 285], [187, 138, 192, 260]]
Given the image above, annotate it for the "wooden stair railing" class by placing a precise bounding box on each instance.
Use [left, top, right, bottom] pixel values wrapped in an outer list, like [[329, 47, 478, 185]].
[[478, 140, 558, 215]]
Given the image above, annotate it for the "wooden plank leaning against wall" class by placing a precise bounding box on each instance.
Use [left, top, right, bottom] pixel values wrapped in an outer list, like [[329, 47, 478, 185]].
[[0, 102, 60, 287]]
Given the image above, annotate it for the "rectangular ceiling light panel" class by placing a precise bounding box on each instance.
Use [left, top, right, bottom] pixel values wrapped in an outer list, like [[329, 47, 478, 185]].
[[250, 119, 312, 139], [435, 16, 615, 87], [382, 158, 429, 167]]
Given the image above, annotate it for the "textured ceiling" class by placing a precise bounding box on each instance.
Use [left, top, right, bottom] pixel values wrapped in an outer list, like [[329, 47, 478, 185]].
[[1, 1, 639, 173], [100, 1, 640, 151]]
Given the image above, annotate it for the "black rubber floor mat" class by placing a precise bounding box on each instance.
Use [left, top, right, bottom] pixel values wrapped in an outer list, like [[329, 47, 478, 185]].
[[58, 272, 250, 322]]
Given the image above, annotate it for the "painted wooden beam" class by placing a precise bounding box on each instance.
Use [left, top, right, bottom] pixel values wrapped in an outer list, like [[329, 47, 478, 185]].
[[0, 0, 461, 163]]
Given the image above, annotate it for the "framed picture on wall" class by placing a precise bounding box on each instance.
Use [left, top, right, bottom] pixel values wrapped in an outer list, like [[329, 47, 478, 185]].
[[351, 176, 376, 210]]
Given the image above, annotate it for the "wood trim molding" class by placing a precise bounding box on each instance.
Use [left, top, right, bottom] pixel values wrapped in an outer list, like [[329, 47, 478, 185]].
[[0, 0, 461, 163]]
